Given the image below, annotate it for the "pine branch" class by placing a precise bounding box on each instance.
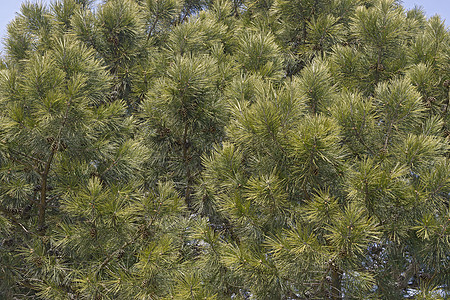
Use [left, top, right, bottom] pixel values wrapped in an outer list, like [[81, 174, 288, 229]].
[[38, 149, 55, 232], [11, 149, 46, 165], [96, 238, 135, 278], [313, 261, 332, 297], [443, 84, 450, 120], [383, 121, 393, 152], [94, 190, 168, 279], [0, 204, 35, 236], [100, 158, 119, 177], [147, 15, 159, 42], [349, 104, 375, 156], [38, 95, 72, 233], [183, 122, 192, 208], [6, 153, 41, 175]]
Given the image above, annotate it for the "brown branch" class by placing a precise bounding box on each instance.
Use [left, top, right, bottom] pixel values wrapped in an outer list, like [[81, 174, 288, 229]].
[[349, 104, 376, 156], [100, 159, 119, 177], [0, 205, 36, 236], [383, 122, 393, 152], [313, 262, 333, 297], [96, 238, 134, 277], [330, 263, 342, 300], [38, 150, 55, 232], [95, 194, 164, 278], [10, 149, 46, 166], [38, 95, 72, 233], [182, 122, 192, 208], [5, 154, 41, 175], [146, 15, 160, 42]]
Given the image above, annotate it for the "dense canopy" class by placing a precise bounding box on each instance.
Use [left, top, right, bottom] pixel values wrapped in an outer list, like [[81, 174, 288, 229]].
[[0, 0, 449, 299]]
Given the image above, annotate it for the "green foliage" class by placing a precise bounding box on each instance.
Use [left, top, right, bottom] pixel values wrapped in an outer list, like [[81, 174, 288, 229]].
[[1, 0, 449, 299], [235, 29, 283, 80]]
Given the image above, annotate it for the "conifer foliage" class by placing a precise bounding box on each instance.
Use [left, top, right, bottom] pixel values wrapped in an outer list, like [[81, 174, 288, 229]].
[[0, 0, 449, 299]]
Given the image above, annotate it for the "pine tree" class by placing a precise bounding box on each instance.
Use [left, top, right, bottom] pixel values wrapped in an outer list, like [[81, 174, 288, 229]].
[[0, 0, 449, 299]]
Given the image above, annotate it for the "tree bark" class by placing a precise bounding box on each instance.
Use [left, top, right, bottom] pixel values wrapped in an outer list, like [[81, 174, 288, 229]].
[[38, 150, 55, 233], [182, 122, 192, 208], [331, 263, 342, 300]]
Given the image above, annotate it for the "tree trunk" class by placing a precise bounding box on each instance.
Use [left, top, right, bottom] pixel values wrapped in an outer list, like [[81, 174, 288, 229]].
[[38, 150, 55, 234], [331, 263, 342, 300], [182, 123, 192, 208]]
